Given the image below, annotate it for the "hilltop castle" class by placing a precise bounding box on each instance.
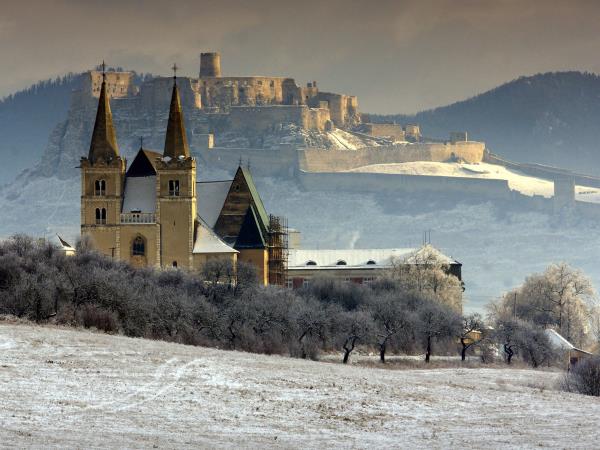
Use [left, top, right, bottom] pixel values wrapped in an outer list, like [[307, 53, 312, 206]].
[[81, 68, 285, 284], [84, 52, 359, 134]]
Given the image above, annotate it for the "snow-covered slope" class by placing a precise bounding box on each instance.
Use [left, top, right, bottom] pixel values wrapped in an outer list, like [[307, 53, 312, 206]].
[[347, 161, 600, 200], [1, 322, 596, 449]]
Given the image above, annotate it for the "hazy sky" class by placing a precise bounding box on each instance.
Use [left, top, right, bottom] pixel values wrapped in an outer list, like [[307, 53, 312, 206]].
[[3, 0, 600, 113]]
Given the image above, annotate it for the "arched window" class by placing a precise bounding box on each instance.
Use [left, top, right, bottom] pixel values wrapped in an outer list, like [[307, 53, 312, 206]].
[[95, 179, 106, 196], [132, 236, 145, 256], [336, 260, 347, 266], [95, 208, 106, 225], [366, 260, 377, 265], [169, 179, 180, 196], [172, 261, 178, 268], [306, 260, 317, 266]]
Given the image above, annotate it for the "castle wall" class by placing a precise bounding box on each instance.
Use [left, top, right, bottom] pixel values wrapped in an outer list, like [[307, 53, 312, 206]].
[[87, 71, 135, 99], [140, 77, 201, 112], [199, 77, 285, 108], [228, 105, 330, 132], [299, 141, 486, 172], [363, 123, 406, 140]]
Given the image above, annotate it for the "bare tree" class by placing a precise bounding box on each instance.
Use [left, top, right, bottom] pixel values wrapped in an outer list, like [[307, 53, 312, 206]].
[[459, 313, 484, 361], [416, 300, 461, 363], [337, 310, 373, 364]]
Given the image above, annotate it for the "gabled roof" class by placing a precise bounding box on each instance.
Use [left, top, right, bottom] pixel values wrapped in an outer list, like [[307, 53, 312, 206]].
[[122, 176, 156, 213], [237, 166, 269, 231], [196, 180, 233, 227], [235, 206, 267, 249], [88, 77, 120, 163], [126, 149, 161, 177], [193, 218, 238, 254], [163, 81, 190, 159]]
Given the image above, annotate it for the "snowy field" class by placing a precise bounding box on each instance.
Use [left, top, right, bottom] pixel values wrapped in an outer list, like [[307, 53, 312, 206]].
[[0, 322, 598, 449], [347, 161, 600, 200]]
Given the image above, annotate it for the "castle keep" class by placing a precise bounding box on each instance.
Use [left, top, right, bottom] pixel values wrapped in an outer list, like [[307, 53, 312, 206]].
[[81, 68, 282, 284]]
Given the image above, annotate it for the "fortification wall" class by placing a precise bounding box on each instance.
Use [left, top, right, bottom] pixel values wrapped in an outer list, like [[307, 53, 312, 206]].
[[362, 123, 405, 140], [87, 71, 135, 99], [298, 171, 512, 199], [228, 105, 330, 132], [199, 77, 286, 108], [299, 141, 486, 172], [139, 77, 201, 111]]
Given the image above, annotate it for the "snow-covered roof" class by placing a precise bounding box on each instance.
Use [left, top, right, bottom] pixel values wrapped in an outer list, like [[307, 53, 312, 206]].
[[122, 176, 156, 213], [196, 180, 232, 227], [193, 219, 238, 254], [288, 246, 459, 270], [545, 329, 576, 351]]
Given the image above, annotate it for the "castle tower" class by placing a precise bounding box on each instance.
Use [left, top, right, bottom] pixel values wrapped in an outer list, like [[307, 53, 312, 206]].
[[156, 67, 197, 269], [80, 63, 126, 258], [199, 52, 221, 77]]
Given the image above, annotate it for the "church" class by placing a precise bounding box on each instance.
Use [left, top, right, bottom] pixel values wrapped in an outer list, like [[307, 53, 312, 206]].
[[80, 67, 282, 285]]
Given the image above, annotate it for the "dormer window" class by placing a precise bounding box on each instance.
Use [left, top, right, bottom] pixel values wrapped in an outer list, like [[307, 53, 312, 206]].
[[306, 260, 317, 266], [366, 260, 376, 265], [95, 179, 106, 196], [169, 179, 180, 196], [336, 260, 347, 266]]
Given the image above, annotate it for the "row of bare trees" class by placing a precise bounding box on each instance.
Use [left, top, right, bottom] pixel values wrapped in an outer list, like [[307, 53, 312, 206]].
[[2, 235, 592, 367]]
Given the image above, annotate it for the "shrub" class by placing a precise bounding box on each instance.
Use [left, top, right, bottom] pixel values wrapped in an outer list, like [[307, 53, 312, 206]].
[[562, 357, 600, 397]]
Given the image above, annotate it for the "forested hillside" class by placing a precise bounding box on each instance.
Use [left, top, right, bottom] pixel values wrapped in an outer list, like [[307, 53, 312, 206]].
[[0, 74, 80, 183]]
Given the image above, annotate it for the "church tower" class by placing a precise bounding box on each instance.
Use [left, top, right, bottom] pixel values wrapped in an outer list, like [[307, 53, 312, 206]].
[[80, 63, 126, 258], [155, 66, 197, 269]]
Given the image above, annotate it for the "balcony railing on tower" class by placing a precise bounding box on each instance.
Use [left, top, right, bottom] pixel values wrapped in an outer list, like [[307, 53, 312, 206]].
[[120, 212, 156, 224]]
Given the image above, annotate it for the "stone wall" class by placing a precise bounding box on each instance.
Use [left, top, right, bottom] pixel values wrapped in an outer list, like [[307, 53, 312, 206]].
[[362, 123, 405, 140], [298, 141, 486, 172], [199, 77, 286, 108], [87, 71, 135, 99], [228, 105, 330, 132]]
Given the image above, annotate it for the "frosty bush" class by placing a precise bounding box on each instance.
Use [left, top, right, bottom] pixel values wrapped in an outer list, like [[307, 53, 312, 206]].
[[562, 357, 600, 397]]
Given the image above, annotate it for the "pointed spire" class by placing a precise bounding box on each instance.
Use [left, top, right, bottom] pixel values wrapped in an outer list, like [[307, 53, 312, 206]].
[[88, 61, 119, 163], [163, 64, 190, 159]]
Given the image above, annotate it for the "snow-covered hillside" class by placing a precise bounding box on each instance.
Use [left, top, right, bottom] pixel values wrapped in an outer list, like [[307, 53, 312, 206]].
[[347, 161, 600, 201], [1, 322, 596, 449]]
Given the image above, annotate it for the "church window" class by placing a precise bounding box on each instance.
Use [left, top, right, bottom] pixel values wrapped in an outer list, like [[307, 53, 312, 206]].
[[169, 179, 180, 196], [95, 179, 106, 196], [172, 261, 178, 268], [95, 208, 106, 225], [132, 236, 145, 256]]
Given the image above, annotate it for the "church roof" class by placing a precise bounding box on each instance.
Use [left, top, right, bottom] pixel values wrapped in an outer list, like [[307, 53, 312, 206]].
[[234, 206, 267, 249], [163, 81, 190, 159], [126, 149, 161, 177], [238, 167, 269, 231], [88, 75, 120, 163], [196, 180, 233, 227], [193, 218, 238, 254], [122, 176, 156, 213]]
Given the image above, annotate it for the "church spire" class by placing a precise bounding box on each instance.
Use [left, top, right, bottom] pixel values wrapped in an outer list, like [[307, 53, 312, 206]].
[[163, 63, 190, 159], [88, 61, 120, 163]]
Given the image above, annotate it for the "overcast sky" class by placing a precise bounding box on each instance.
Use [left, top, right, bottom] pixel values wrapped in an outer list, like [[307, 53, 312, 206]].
[[3, 0, 600, 113]]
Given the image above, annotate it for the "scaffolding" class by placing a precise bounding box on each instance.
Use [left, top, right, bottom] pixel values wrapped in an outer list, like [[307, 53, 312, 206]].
[[267, 214, 289, 286]]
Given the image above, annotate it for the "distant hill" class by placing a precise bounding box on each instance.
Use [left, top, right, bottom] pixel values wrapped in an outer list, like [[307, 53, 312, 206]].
[[372, 72, 600, 176], [0, 74, 79, 183]]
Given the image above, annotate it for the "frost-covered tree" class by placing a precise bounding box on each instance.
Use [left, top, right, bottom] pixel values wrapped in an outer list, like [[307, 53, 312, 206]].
[[495, 263, 596, 348]]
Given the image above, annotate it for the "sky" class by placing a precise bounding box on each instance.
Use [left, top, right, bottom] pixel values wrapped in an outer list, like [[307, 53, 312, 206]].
[[3, 0, 600, 114]]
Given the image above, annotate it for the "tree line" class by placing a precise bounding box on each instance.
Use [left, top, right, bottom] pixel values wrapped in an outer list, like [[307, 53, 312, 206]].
[[0, 235, 597, 367]]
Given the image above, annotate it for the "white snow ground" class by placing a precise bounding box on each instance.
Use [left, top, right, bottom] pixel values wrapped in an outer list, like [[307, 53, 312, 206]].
[[347, 161, 600, 200], [1, 322, 597, 449]]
